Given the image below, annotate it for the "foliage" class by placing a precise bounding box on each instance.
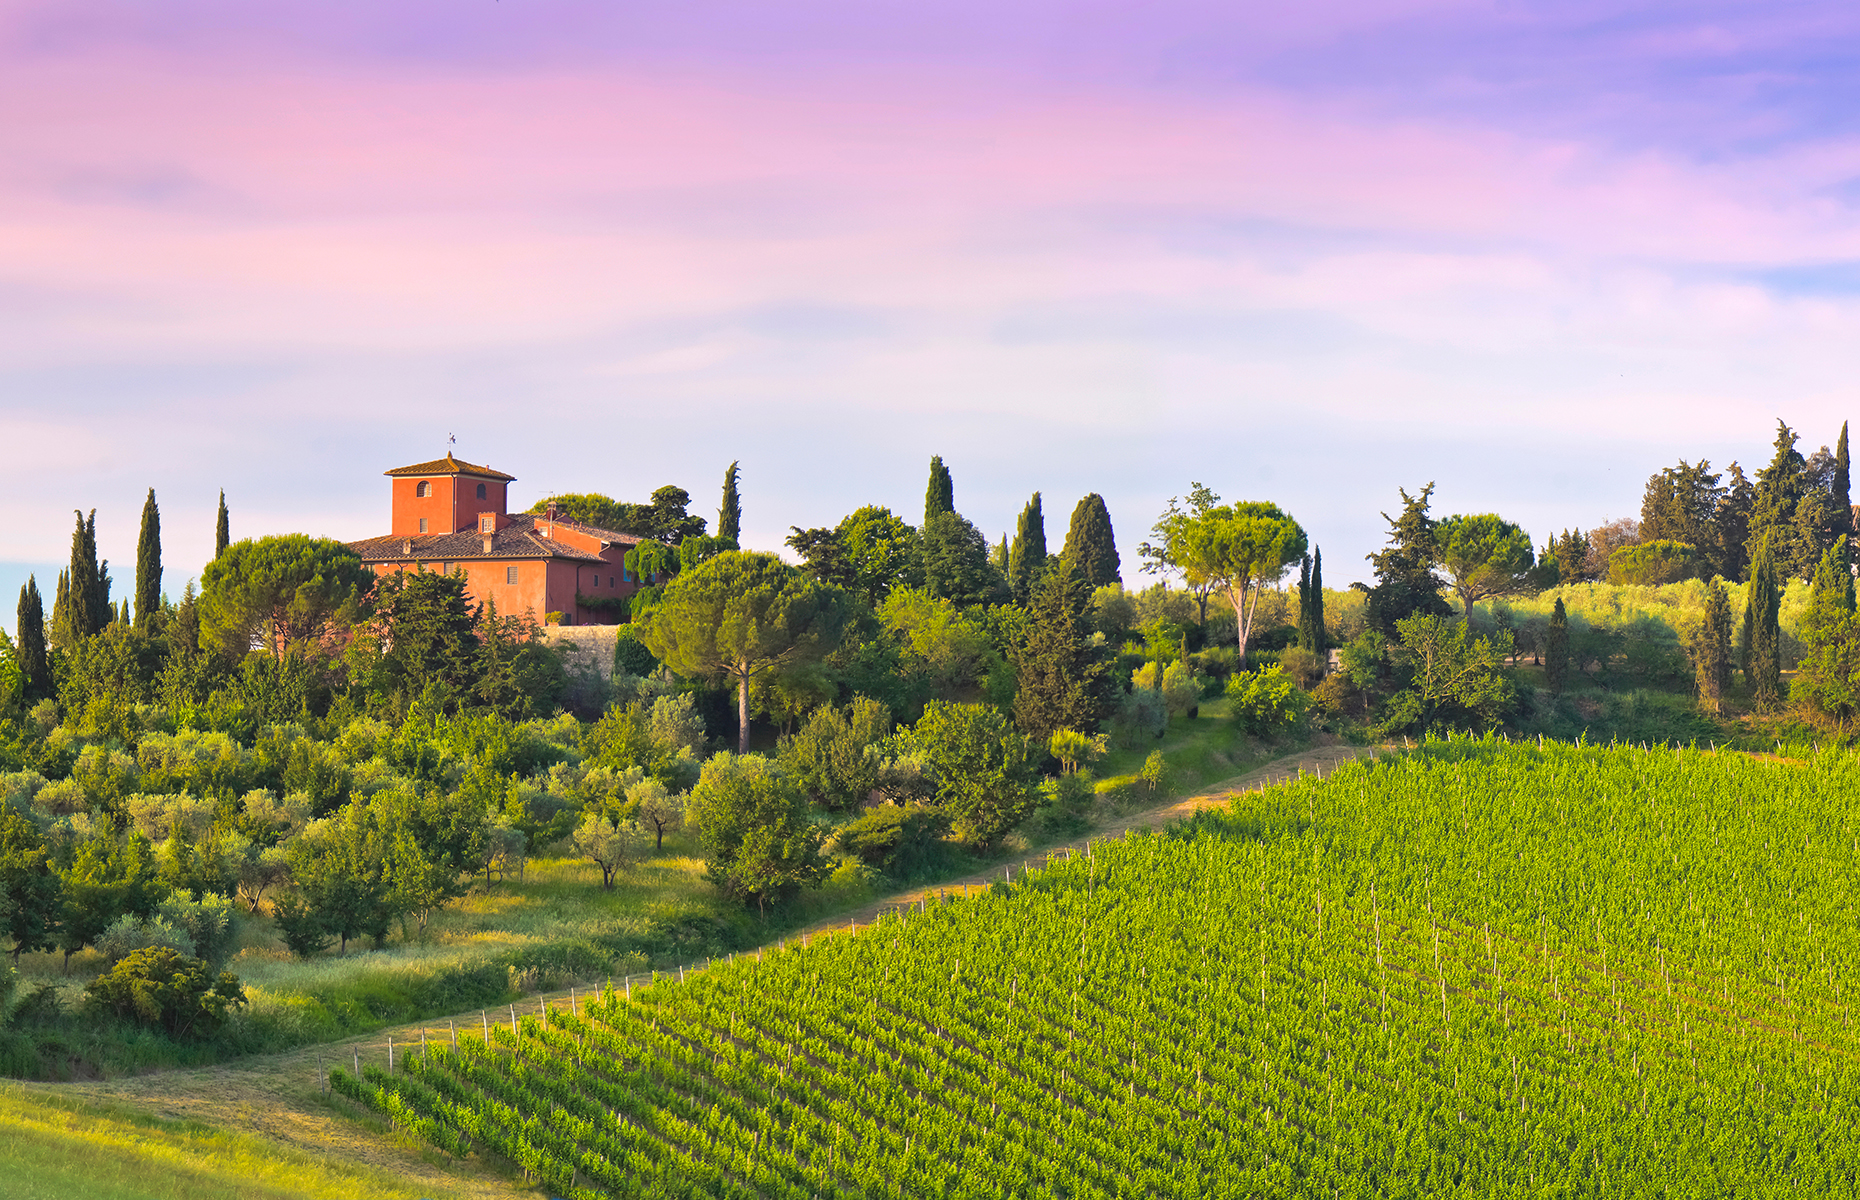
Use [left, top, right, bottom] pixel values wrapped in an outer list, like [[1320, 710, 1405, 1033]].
[[198, 535, 369, 661], [135, 488, 161, 630], [787, 506, 924, 607], [1791, 540, 1860, 728], [1381, 613, 1515, 734], [686, 755, 828, 913], [1008, 492, 1048, 605], [1692, 578, 1734, 712], [1608, 539, 1699, 586], [1436, 513, 1537, 613], [1012, 562, 1116, 744], [1544, 598, 1569, 693], [1225, 665, 1309, 737], [877, 589, 995, 699], [1359, 483, 1452, 636], [895, 701, 1039, 851], [920, 512, 1005, 609], [82, 947, 245, 1039], [571, 812, 642, 890], [830, 805, 950, 875], [638, 552, 853, 754], [923, 455, 954, 523], [1138, 482, 1222, 628], [717, 461, 741, 543], [779, 696, 891, 810], [1743, 535, 1785, 711], [1047, 728, 1107, 775], [1061, 493, 1121, 587], [1170, 501, 1307, 657], [530, 487, 707, 543]]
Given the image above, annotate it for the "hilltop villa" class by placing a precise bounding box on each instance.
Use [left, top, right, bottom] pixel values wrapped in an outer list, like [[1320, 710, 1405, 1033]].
[[347, 455, 651, 625]]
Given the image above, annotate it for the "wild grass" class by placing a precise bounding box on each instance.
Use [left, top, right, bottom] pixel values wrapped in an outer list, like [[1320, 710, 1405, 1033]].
[[0, 1081, 432, 1199]]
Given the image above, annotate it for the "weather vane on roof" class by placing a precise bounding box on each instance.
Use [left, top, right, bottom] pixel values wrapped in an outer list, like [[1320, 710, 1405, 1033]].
[[447, 432, 456, 453]]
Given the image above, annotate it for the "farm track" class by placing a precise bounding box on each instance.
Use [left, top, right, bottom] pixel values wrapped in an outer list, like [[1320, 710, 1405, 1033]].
[[24, 741, 1377, 1198]]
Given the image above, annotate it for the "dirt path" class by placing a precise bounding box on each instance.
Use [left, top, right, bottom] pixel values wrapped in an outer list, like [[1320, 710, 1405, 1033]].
[[24, 741, 1378, 1197]]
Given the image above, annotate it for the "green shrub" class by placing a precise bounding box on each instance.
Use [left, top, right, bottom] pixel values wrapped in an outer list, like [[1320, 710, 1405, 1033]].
[[1226, 666, 1310, 737], [84, 948, 246, 1040], [831, 805, 951, 875]]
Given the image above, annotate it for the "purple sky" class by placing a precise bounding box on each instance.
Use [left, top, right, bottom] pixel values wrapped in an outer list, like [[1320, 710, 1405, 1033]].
[[6, 1, 1860, 627]]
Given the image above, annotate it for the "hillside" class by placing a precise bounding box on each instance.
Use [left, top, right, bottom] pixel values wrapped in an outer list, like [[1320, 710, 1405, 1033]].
[[328, 740, 1860, 1196]]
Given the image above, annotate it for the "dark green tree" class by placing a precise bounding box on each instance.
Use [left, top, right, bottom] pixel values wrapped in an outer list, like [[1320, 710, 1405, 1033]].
[[778, 695, 892, 810], [285, 800, 392, 953], [686, 755, 829, 915], [0, 807, 60, 962], [215, 490, 230, 558], [1544, 598, 1569, 694], [84, 947, 246, 1039], [15, 576, 48, 701], [1747, 422, 1812, 580], [1830, 423, 1852, 566], [1061, 493, 1120, 588], [1550, 529, 1593, 584], [924, 456, 954, 523], [1641, 460, 1725, 577], [531, 487, 707, 543], [366, 570, 481, 707], [1794, 539, 1860, 727], [638, 551, 852, 754], [1742, 534, 1784, 711], [53, 833, 162, 971], [718, 461, 742, 543], [1381, 613, 1516, 734], [135, 488, 161, 629], [1358, 484, 1451, 637], [1011, 561, 1115, 744], [1297, 549, 1327, 652], [197, 535, 369, 661], [64, 508, 110, 645], [1008, 492, 1048, 604], [1715, 463, 1755, 582], [921, 511, 1005, 609], [897, 700, 1039, 852], [1139, 482, 1221, 627], [1693, 578, 1734, 713]]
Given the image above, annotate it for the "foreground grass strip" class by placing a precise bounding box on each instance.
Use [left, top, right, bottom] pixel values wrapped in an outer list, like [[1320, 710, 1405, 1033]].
[[0, 1083, 428, 1200]]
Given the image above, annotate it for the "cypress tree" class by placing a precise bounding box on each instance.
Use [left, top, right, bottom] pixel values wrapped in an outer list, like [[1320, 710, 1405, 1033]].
[[1061, 493, 1121, 587], [924, 457, 953, 524], [1695, 578, 1734, 712], [1009, 492, 1047, 604], [991, 534, 1009, 573], [1544, 598, 1569, 694], [1833, 422, 1852, 564], [50, 571, 70, 651], [717, 462, 741, 543], [1295, 555, 1315, 650], [65, 509, 106, 643], [1746, 422, 1809, 579], [1011, 560, 1115, 743], [15, 577, 48, 701], [1297, 549, 1327, 652], [1310, 548, 1326, 652], [215, 490, 230, 558], [1743, 535, 1784, 710], [136, 487, 161, 628]]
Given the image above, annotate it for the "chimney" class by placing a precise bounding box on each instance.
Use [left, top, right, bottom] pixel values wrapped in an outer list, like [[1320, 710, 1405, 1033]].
[[401, 538, 412, 556], [480, 511, 496, 552]]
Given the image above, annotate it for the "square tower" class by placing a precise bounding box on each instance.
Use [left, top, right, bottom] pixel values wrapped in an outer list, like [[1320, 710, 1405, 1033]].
[[384, 453, 516, 536]]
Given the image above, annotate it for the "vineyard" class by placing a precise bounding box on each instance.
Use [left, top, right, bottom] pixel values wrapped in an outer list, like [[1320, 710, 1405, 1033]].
[[335, 740, 1860, 1197]]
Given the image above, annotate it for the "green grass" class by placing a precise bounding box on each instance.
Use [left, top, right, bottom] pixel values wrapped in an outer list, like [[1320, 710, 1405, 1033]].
[[0, 1083, 427, 1199]]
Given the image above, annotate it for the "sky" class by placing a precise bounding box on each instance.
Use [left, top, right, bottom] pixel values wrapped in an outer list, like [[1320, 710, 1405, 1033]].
[[5, 0, 1860, 632]]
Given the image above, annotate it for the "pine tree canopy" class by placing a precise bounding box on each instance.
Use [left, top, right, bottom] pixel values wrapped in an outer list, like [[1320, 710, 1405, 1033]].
[[1062, 493, 1121, 588]]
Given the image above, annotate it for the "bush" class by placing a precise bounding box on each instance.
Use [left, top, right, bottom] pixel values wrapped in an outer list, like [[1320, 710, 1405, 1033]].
[[95, 913, 196, 965], [1033, 770, 1095, 837], [1226, 666, 1310, 737], [1277, 646, 1324, 689], [1159, 661, 1201, 720], [272, 892, 333, 959], [84, 947, 247, 1040], [831, 805, 951, 875], [158, 891, 238, 969], [1139, 750, 1171, 793]]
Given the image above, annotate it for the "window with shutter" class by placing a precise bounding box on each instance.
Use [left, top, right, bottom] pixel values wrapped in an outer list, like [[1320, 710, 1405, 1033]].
[[506, 565, 519, 585]]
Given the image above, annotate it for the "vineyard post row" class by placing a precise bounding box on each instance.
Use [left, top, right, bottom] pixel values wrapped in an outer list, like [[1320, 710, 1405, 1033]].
[[323, 851, 1077, 1090]]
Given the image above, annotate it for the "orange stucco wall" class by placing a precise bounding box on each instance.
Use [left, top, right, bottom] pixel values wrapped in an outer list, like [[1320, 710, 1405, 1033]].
[[390, 474, 509, 536], [370, 548, 644, 627]]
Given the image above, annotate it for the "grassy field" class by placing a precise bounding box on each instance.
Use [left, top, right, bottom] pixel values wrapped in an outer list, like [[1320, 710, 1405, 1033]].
[[0, 1082, 438, 1200], [333, 739, 1860, 1196]]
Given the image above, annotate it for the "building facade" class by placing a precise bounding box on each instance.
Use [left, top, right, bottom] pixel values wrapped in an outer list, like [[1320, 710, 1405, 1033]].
[[348, 455, 651, 625]]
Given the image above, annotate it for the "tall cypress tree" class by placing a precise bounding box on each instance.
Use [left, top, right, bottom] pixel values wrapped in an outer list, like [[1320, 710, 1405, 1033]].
[[1297, 549, 1327, 652], [1009, 492, 1047, 604], [1747, 422, 1809, 579], [65, 509, 106, 643], [1011, 560, 1115, 743], [1061, 493, 1121, 587], [1544, 598, 1569, 694], [717, 462, 741, 543], [924, 457, 953, 524], [1833, 422, 1852, 565], [215, 490, 230, 558], [1695, 578, 1734, 712], [991, 534, 1009, 573], [136, 488, 161, 628], [1743, 535, 1784, 710], [15, 578, 48, 701], [50, 571, 70, 651]]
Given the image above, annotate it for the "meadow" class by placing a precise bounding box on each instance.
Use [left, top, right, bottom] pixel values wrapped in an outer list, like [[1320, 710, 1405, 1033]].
[[337, 739, 1860, 1197]]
